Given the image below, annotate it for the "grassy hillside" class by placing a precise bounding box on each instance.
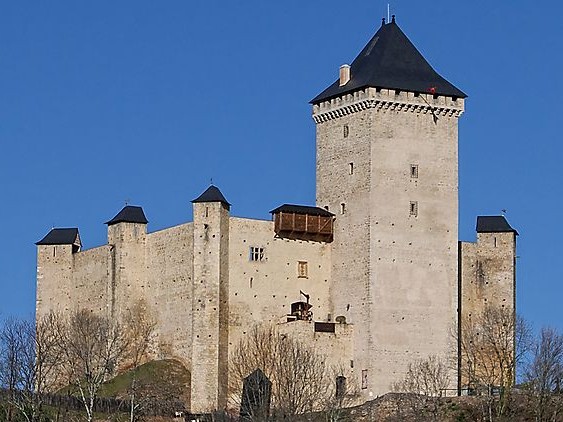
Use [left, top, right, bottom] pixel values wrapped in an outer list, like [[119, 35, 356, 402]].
[[99, 359, 190, 401]]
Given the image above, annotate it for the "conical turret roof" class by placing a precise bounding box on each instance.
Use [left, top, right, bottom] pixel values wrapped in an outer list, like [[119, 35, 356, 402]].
[[105, 206, 148, 226], [476, 216, 518, 235], [192, 185, 230, 208], [36, 228, 81, 246], [311, 17, 466, 104]]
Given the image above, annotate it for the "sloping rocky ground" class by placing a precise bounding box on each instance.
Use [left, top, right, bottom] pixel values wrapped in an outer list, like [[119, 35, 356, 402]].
[[327, 392, 562, 422]]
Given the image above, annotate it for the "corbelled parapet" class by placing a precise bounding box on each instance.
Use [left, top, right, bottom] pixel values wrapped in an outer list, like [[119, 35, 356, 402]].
[[312, 87, 464, 123]]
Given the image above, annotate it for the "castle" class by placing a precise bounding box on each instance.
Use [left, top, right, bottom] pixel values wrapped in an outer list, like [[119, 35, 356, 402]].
[[36, 17, 517, 413]]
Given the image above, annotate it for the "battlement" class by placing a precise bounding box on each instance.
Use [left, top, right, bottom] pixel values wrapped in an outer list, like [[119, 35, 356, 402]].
[[312, 87, 464, 123]]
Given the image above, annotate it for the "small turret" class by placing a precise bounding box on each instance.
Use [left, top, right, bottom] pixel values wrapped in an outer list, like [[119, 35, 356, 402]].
[[191, 185, 230, 412], [36, 228, 81, 315], [106, 205, 148, 245], [474, 215, 517, 305], [458, 215, 518, 391], [105, 205, 148, 318]]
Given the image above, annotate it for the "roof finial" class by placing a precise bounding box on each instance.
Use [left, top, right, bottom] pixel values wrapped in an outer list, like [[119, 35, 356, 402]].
[[124, 198, 130, 206], [210, 177, 214, 186], [381, 17, 386, 26], [392, 14, 396, 23]]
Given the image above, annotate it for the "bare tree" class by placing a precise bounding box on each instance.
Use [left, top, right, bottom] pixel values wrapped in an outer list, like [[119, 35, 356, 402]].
[[392, 354, 450, 421], [393, 355, 450, 398], [524, 326, 563, 422], [0, 316, 27, 421], [458, 306, 532, 420], [0, 313, 64, 422], [123, 300, 156, 422], [18, 313, 64, 422], [321, 365, 360, 422], [229, 325, 340, 420], [59, 309, 129, 422]]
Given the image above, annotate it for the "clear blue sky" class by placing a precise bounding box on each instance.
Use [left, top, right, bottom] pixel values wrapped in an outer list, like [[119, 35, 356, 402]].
[[0, 2, 559, 332]]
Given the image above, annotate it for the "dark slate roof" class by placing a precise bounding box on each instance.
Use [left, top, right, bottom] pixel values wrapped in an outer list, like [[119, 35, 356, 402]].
[[476, 216, 518, 235], [36, 228, 80, 245], [311, 18, 466, 104], [192, 185, 231, 208], [105, 206, 148, 226], [270, 204, 334, 217]]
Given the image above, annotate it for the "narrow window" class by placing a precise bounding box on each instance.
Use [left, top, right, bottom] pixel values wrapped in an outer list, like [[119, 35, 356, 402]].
[[249, 247, 265, 262], [340, 203, 346, 214], [343, 124, 349, 138], [297, 261, 308, 278], [494, 237, 497, 248], [410, 164, 418, 178], [349, 163, 354, 175], [409, 201, 418, 217], [249, 277, 253, 288], [205, 207, 209, 218], [361, 369, 368, 389]]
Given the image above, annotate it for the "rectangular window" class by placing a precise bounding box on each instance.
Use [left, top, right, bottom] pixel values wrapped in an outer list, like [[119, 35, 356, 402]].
[[249, 247, 265, 262], [361, 369, 368, 389], [340, 203, 346, 215], [410, 164, 418, 178], [343, 124, 349, 138], [298, 261, 308, 278], [314, 322, 335, 333], [409, 201, 418, 217], [349, 162, 354, 175]]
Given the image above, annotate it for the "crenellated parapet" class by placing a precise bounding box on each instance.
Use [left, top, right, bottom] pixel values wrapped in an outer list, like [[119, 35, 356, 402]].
[[312, 87, 464, 123]]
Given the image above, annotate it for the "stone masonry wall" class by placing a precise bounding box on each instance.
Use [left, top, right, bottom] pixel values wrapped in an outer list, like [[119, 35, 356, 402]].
[[190, 202, 229, 413], [72, 245, 111, 313], [146, 223, 194, 364], [37, 244, 76, 316], [107, 222, 147, 320], [227, 217, 332, 352], [314, 88, 464, 397], [460, 232, 516, 318]]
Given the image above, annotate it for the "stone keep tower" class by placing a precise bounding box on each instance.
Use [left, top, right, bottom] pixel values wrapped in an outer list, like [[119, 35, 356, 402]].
[[312, 17, 466, 395]]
